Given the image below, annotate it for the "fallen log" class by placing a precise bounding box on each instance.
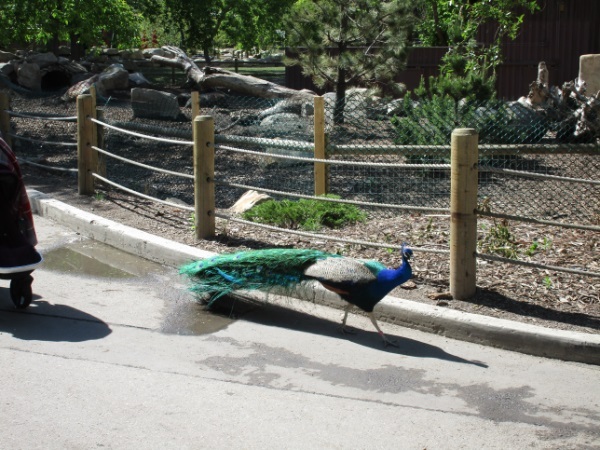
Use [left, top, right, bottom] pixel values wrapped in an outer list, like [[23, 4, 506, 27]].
[[151, 46, 315, 101]]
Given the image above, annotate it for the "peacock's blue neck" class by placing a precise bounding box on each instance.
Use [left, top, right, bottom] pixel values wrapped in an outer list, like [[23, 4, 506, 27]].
[[376, 257, 412, 287]]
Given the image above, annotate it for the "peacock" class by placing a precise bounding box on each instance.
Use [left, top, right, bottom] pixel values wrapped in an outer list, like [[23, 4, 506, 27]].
[[180, 245, 413, 347]]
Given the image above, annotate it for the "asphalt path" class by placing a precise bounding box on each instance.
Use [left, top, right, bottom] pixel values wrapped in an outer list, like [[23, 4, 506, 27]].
[[1, 215, 599, 449]]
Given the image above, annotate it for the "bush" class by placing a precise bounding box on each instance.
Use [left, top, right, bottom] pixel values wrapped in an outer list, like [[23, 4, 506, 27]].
[[242, 195, 367, 231]]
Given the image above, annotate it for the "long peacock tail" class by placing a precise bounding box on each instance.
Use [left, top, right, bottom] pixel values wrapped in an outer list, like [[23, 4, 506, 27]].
[[180, 248, 339, 304]]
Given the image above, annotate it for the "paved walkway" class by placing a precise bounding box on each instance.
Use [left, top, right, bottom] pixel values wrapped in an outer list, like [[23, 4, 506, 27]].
[[26, 189, 600, 365]]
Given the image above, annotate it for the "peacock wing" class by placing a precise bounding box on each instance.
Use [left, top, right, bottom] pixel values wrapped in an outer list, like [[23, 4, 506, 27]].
[[303, 257, 379, 285]]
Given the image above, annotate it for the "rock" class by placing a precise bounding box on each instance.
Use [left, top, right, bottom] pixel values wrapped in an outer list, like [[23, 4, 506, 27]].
[[17, 62, 42, 91], [26, 52, 58, 68], [301, 102, 314, 117], [103, 48, 120, 56], [579, 54, 600, 97], [61, 75, 99, 101], [131, 88, 181, 120], [260, 113, 304, 132], [386, 98, 405, 116], [198, 91, 228, 107], [58, 45, 71, 56], [0, 62, 15, 77], [130, 50, 144, 60], [95, 63, 129, 96], [323, 89, 368, 124], [260, 113, 308, 135], [258, 99, 302, 119]]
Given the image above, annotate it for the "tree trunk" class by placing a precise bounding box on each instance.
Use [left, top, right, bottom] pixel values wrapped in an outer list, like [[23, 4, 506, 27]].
[[151, 46, 315, 100], [334, 66, 347, 124]]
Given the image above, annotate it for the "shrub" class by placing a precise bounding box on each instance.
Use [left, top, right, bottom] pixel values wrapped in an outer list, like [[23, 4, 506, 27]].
[[242, 195, 367, 231]]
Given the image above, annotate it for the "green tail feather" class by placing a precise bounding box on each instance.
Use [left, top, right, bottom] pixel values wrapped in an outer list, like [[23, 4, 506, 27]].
[[180, 248, 340, 304]]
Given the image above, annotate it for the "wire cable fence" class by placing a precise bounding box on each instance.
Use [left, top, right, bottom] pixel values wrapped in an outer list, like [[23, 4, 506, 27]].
[[2, 90, 599, 290], [0, 94, 78, 174]]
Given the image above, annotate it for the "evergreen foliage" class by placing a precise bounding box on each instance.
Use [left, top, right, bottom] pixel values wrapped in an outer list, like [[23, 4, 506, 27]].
[[242, 195, 367, 231], [284, 0, 416, 123]]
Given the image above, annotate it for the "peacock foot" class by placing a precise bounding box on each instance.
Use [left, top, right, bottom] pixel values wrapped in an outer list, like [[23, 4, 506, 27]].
[[339, 325, 357, 335]]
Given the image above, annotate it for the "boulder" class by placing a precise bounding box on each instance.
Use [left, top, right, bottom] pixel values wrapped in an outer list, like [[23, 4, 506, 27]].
[[103, 48, 120, 56], [131, 88, 181, 120], [199, 91, 228, 107], [260, 113, 308, 135], [0, 62, 15, 77], [26, 52, 58, 68], [17, 62, 42, 91], [58, 45, 71, 56], [579, 54, 600, 97], [323, 89, 368, 124], [95, 63, 129, 96], [258, 98, 302, 119], [130, 50, 144, 60], [61, 75, 99, 101]]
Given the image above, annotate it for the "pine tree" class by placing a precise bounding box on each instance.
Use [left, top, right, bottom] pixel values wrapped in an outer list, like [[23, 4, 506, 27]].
[[285, 0, 416, 123]]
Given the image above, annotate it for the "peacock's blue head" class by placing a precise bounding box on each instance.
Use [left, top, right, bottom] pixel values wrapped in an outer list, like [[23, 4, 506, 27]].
[[401, 245, 412, 260]]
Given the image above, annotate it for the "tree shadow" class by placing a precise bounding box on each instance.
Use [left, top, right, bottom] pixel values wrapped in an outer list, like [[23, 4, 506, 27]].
[[209, 296, 488, 368], [0, 292, 112, 342]]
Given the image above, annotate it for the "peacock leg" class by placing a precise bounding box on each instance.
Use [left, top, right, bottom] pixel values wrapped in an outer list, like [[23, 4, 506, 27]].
[[339, 303, 356, 335], [368, 312, 398, 347]]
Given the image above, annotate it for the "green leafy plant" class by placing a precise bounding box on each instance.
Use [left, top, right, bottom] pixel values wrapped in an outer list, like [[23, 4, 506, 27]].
[[525, 237, 552, 257], [242, 195, 367, 231], [478, 219, 519, 259]]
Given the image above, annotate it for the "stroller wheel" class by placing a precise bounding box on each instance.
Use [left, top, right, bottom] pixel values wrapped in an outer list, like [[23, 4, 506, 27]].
[[10, 275, 33, 309]]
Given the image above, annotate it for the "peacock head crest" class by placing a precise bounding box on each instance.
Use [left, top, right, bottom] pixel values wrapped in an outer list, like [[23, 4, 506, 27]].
[[401, 244, 412, 261]]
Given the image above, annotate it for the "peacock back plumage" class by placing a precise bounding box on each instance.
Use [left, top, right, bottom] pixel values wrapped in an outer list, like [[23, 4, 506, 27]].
[[180, 248, 340, 303]]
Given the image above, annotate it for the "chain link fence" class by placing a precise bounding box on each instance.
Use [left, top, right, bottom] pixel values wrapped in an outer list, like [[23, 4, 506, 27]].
[[2, 87, 599, 228]]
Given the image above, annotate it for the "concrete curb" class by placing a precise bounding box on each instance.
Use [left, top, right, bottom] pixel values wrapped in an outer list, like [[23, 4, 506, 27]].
[[28, 189, 600, 365]]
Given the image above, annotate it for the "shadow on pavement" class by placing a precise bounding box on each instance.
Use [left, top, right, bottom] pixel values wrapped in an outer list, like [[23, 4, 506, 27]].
[[210, 296, 488, 368], [0, 294, 112, 342]]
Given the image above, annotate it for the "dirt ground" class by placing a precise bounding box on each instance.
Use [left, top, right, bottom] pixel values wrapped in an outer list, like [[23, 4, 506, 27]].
[[21, 163, 600, 336]]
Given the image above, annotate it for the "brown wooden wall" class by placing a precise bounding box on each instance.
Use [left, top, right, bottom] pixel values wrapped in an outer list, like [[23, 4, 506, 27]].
[[285, 0, 600, 100]]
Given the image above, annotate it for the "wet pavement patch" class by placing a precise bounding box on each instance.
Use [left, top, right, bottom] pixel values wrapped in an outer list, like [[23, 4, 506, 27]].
[[160, 294, 257, 336], [41, 246, 133, 278], [40, 240, 163, 278]]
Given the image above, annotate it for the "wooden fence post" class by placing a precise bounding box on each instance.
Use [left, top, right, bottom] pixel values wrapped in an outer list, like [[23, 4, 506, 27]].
[[77, 94, 97, 195], [191, 91, 200, 120], [314, 96, 328, 196], [450, 128, 478, 300], [193, 115, 215, 239], [0, 92, 11, 146]]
